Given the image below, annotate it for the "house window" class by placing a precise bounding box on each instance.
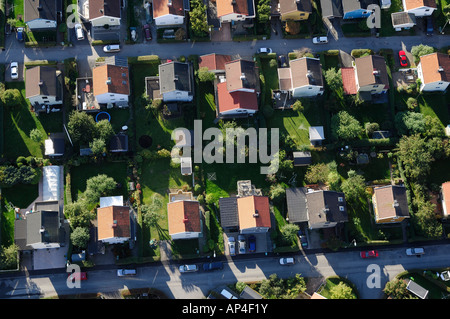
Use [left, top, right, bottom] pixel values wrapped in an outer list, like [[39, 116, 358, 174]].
[[300, 13, 305, 16], [425, 9, 430, 11], [308, 87, 312, 89], [373, 85, 378, 88], [338, 197, 344, 202]]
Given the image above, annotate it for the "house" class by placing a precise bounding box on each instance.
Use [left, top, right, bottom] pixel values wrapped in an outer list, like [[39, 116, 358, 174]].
[[219, 197, 239, 231], [417, 52, 450, 92], [342, 55, 389, 97], [309, 126, 325, 146], [44, 133, 65, 157], [109, 133, 129, 153], [372, 185, 410, 224], [25, 66, 63, 112], [237, 195, 271, 233], [293, 151, 312, 166], [391, 12, 417, 30], [277, 57, 324, 98], [159, 61, 194, 102], [167, 200, 202, 239], [198, 53, 232, 73], [78, 0, 122, 27], [286, 187, 308, 224], [277, 0, 312, 21], [441, 182, 450, 218], [93, 64, 130, 106], [225, 59, 260, 93], [216, 81, 258, 119], [153, 0, 187, 26], [216, 0, 256, 23], [24, 0, 60, 31], [97, 205, 131, 244], [320, 0, 343, 18], [342, 0, 377, 19], [406, 280, 429, 299], [306, 190, 348, 229], [402, 0, 436, 17]]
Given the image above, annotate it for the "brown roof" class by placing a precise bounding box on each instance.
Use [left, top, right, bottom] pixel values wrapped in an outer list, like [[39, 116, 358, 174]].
[[89, 0, 121, 19], [168, 200, 201, 235], [225, 59, 259, 92], [355, 55, 389, 89], [289, 57, 323, 88], [97, 206, 131, 240], [153, 0, 185, 18], [419, 52, 450, 84], [341, 67, 357, 95], [217, 0, 249, 17], [198, 53, 232, 71], [404, 0, 436, 10], [279, 0, 312, 15], [217, 82, 258, 113], [93, 64, 130, 96], [237, 196, 271, 230], [25, 66, 61, 98], [373, 185, 410, 220], [278, 68, 292, 91]]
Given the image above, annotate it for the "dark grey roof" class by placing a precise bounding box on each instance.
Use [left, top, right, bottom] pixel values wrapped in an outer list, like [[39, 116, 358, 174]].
[[293, 151, 312, 166], [306, 190, 348, 227], [391, 12, 416, 27], [239, 60, 259, 90], [159, 62, 193, 94], [24, 0, 59, 22], [219, 197, 239, 229], [110, 134, 128, 152], [306, 57, 324, 87], [286, 187, 308, 223], [26, 210, 62, 246], [239, 286, 263, 299], [320, 0, 343, 17]]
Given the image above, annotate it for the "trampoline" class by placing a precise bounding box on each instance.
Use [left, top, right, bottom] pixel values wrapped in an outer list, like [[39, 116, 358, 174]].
[[96, 111, 111, 122]]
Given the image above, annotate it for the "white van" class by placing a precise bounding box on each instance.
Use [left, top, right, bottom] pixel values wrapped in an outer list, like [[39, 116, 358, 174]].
[[103, 44, 121, 53], [406, 248, 425, 256], [75, 23, 84, 41]]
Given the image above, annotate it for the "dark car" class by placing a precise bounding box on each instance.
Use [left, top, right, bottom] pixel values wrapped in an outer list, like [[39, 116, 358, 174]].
[[278, 55, 287, 67], [202, 262, 224, 271], [426, 16, 433, 36], [143, 24, 152, 41], [248, 235, 256, 252], [297, 230, 308, 248], [16, 27, 24, 42]]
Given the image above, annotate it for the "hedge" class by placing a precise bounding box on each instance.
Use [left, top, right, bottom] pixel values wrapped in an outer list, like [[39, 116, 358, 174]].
[[127, 55, 160, 64]]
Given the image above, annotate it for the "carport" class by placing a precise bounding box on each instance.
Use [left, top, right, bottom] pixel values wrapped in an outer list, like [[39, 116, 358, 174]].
[[223, 231, 272, 255]]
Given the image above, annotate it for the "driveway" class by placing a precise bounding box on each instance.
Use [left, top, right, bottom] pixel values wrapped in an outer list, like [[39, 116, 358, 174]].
[[211, 23, 231, 42]]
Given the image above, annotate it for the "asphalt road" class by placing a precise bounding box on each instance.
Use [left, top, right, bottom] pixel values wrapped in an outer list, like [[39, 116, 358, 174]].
[[1, 242, 449, 299]]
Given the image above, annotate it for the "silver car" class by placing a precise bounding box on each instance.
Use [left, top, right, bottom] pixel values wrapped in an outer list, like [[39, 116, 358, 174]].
[[179, 264, 199, 273], [238, 235, 246, 254], [103, 44, 121, 53], [10, 62, 18, 80], [228, 237, 236, 256]]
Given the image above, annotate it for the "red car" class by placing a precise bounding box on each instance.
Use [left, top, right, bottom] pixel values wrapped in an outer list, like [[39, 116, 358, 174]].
[[399, 51, 408, 67], [143, 24, 152, 41], [68, 271, 88, 282], [360, 250, 379, 258]]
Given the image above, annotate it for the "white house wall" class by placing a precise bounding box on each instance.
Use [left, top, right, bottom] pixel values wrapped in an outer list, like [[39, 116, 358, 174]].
[[90, 16, 121, 27], [95, 92, 129, 104], [26, 19, 57, 30], [28, 95, 62, 106], [292, 85, 324, 97], [154, 14, 184, 26], [163, 90, 193, 102]]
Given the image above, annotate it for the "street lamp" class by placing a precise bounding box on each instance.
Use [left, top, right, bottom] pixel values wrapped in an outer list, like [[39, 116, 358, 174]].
[[346, 239, 356, 248]]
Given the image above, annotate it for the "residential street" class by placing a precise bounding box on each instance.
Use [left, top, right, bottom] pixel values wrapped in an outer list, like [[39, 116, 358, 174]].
[[0, 242, 449, 299]]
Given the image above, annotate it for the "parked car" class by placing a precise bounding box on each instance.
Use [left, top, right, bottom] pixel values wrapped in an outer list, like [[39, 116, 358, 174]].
[[68, 271, 87, 282], [103, 44, 121, 53], [278, 55, 287, 67], [130, 27, 137, 42], [279, 257, 295, 265], [162, 29, 175, 39], [202, 262, 223, 271], [297, 230, 308, 248], [398, 50, 408, 67], [179, 264, 199, 273], [143, 24, 152, 41], [228, 237, 236, 256], [10, 62, 18, 80], [248, 235, 256, 253], [16, 27, 24, 42], [75, 23, 84, 40], [257, 47, 272, 54], [360, 250, 379, 258], [312, 36, 328, 44], [117, 269, 137, 276], [238, 235, 246, 254], [406, 248, 425, 256], [426, 16, 433, 36]]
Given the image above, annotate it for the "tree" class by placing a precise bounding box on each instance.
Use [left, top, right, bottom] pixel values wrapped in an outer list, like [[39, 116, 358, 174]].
[[90, 138, 106, 155], [411, 44, 435, 63], [281, 223, 299, 244], [83, 174, 117, 204], [341, 170, 366, 203], [29, 128, 44, 143], [67, 111, 97, 145], [365, 122, 379, 136], [331, 111, 363, 141], [259, 273, 285, 299], [324, 68, 343, 95], [64, 201, 92, 229], [70, 227, 90, 248], [1, 89, 22, 109], [394, 111, 426, 136], [396, 134, 434, 182], [96, 119, 115, 142], [329, 281, 356, 299], [0, 244, 19, 270], [257, 0, 271, 23], [384, 279, 416, 299], [305, 163, 329, 184], [197, 67, 215, 82], [285, 21, 300, 35], [413, 196, 443, 238], [406, 97, 418, 111], [269, 183, 285, 203], [292, 100, 304, 113], [189, 0, 209, 37]]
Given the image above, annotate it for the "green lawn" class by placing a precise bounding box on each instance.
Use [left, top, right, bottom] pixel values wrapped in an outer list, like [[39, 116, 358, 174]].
[[7, 0, 26, 27], [418, 93, 449, 127], [317, 276, 359, 299]]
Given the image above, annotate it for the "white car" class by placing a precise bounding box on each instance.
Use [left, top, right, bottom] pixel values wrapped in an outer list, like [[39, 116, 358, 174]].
[[10, 62, 18, 80], [312, 36, 328, 44], [103, 44, 121, 53], [238, 235, 246, 254], [279, 257, 295, 265], [179, 264, 198, 273], [228, 237, 236, 256], [117, 269, 136, 276], [257, 47, 272, 54], [75, 23, 84, 40], [406, 248, 424, 256]]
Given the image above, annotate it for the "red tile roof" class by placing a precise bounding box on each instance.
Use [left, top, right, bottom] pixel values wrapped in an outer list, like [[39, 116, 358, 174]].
[[168, 200, 201, 235], [97, 206, 131, 240], [217, 81, 258, 113], [341, 67, 357, 95], [199, 53, 232, 71]]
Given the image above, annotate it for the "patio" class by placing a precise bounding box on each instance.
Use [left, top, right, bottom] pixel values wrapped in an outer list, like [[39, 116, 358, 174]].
[[392, 68, 418, 89], [76, 77, 100, 111]]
